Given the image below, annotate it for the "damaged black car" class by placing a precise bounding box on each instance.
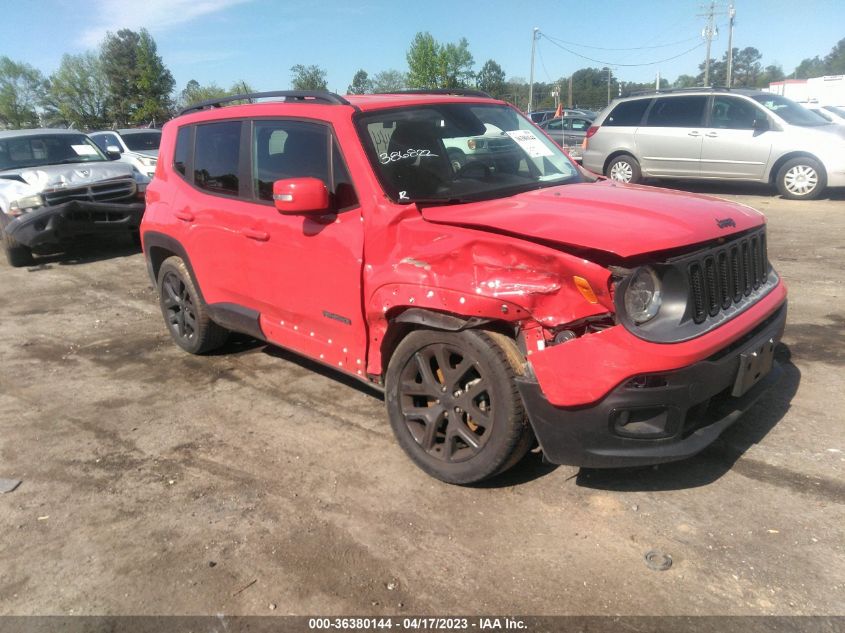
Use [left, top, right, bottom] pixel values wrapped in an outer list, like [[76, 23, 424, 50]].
[[0, 129, 149, 267]]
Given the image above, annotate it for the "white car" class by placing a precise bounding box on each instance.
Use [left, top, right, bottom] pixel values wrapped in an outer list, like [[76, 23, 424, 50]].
[[805, 104, 845, 126], [89, 129, 161, 178]]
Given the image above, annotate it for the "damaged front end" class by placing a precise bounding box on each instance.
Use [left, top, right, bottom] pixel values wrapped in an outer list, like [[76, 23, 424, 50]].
[[2, 176, 145, 252]]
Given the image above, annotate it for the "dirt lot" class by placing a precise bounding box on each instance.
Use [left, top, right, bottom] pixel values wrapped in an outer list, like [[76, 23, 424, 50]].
[[0, 183, 843, 617]]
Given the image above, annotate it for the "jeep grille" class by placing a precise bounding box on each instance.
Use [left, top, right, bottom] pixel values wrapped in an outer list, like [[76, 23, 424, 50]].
[[687, 229, 769, 325]]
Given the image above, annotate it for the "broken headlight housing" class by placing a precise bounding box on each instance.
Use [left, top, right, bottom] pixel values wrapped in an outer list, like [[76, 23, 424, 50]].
[[623, 266, 662, 324], [9, 194, 43, 216]]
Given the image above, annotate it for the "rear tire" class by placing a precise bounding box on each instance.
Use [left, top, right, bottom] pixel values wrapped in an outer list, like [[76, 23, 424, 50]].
[[157, 256, 228, 354], [3, 232, 34, 267], [776, 157, 825, 200], [385, 329, 533, 484], [606, 154, 642, 184]]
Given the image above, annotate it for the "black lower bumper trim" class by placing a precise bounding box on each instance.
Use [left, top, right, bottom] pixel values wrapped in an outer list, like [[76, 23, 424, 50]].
[[4, 200, 145, 250], [517, 302, 787, 468]]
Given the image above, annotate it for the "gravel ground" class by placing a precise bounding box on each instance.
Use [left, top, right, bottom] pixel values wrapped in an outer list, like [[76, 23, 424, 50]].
[[0, 182, 842, 617]]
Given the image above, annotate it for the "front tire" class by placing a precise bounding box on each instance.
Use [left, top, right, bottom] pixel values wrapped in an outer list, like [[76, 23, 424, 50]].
[[776, 157, 826, 200], [385, 329, 533, 484], [157, 256, 228, 354], [2, 232, 34, 267], [606, 154, 642, 184]]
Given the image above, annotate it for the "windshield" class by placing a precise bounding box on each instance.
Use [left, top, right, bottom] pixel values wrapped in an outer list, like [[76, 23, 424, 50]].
[[752, 94, 831, 126], [122, 131, 161, 152], [0, 134, 106, 171], [356, 103, 580, 204]]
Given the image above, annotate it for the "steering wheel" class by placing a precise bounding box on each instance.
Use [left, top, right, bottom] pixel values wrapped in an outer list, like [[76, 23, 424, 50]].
[[455, 160, 492, 179]]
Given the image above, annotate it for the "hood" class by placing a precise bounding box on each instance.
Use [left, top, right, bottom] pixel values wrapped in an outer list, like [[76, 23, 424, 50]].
[[419, 181, 765, 259], [130, 149, 159, 159], [0, 161, 136, 192]]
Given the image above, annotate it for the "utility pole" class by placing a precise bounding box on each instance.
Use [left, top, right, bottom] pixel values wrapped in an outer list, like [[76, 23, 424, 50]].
[[656, 70, 661, 91], [567, 75, 573, 108], [726, 3, 736, 87], [606, 67, 613, 105], [528, 27, 539, 112], [699, 1, 718, 86]]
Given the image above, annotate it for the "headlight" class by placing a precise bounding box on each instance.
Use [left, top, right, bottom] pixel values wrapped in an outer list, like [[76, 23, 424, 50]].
[[9, 194, 43, 216], [624, 267, 662, 324], [138, 156, 157, 167]]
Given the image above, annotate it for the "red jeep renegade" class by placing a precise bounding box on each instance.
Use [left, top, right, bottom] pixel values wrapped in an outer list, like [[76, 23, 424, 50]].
[[141, 90, 787, 484]]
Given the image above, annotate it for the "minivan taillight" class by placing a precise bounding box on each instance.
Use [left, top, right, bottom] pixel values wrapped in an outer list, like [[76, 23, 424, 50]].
[[585, 125, 599, 139]]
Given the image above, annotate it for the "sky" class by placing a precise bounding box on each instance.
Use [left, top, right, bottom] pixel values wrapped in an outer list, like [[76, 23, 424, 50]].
[[1, 0, 842, 99]]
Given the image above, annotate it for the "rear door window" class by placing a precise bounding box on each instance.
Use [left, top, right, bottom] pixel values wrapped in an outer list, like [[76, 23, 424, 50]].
[[645, 96, 707, 127]]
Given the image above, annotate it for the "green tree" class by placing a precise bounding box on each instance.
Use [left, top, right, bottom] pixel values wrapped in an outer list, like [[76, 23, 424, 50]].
[[290, 64, 328, 91], [44, 52, 109, 130], [0, 56, 47, 129], [406, 32, 441, 89], [731, 47, 763, 87], [440, 38, 474, 88], [178, 80, 256, 110], [757, 64, 785, 88], [476, 60, 506, 98], [100, 29, 141, 126], [347, 69, 373, 95], [372, 69, 406, 93], [133, 29, 175, 125], [673, 74, 698, 88], [794, 55, 825, 79], [823, 37, 845, 74]]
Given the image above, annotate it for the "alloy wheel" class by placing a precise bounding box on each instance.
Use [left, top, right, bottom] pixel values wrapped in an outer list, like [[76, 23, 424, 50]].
[[397, 343, 493, 463], [161, 271, 198, 342]]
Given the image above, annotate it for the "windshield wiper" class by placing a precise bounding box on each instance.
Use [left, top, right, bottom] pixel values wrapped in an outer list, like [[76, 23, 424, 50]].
[[401, 197, 473, 206]]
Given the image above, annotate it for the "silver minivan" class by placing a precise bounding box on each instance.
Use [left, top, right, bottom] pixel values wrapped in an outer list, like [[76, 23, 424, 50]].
[[582, 88, 845, 200]]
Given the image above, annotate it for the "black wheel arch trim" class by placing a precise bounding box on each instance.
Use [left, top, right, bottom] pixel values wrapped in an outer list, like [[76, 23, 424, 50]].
[[144, 231, 266, 341]]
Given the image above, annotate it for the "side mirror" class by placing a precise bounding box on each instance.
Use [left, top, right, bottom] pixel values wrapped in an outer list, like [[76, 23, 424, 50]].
[[752, 117, 769, 132], [106, 145, 122, 160], [273, 177, 329, 214]]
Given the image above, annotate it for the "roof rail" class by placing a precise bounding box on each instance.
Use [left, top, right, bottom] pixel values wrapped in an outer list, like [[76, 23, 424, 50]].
[[178, 90, 352, 116], [382, 89, 494, 99], [626, 86, 732, 97]]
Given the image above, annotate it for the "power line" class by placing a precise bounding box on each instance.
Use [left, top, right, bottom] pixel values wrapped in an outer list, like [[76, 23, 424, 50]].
[[540, 32, 701, 52], [539, 33, 706, 67]]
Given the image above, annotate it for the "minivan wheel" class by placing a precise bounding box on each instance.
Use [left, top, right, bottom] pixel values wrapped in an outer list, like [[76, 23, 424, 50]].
[[157, 256, 228, 354], [606, 154, 642, 184], [385, 329, 533, 485], [776, 157, 826, 200]]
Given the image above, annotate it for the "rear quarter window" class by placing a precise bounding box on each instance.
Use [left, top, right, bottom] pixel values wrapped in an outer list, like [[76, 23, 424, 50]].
[[173, 126, 191, 177], [605, 99, 650, 126]]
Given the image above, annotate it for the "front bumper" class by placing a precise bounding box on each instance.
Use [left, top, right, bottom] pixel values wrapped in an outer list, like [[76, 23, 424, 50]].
[[3, 200, 145, 251], [517, 301, 787, 468]]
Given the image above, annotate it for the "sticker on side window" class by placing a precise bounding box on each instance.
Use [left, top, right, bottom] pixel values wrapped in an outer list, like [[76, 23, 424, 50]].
[[505, 130, 553, 158], [71, 145, 99, 156]]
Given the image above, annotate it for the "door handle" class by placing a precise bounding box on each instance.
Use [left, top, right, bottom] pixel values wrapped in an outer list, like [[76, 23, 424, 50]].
[[242, 229, 270, 242], [705, 132, 718, 137], [688, 131, 701, 137], [174, 210, 194, 222]]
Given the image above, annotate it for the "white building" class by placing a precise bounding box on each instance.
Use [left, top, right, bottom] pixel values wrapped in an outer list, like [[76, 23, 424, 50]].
[[767, 75, 845, 105]]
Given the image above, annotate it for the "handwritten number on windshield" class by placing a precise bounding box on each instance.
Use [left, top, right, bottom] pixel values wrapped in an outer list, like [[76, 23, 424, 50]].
[[379, 149, 438, 164]]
